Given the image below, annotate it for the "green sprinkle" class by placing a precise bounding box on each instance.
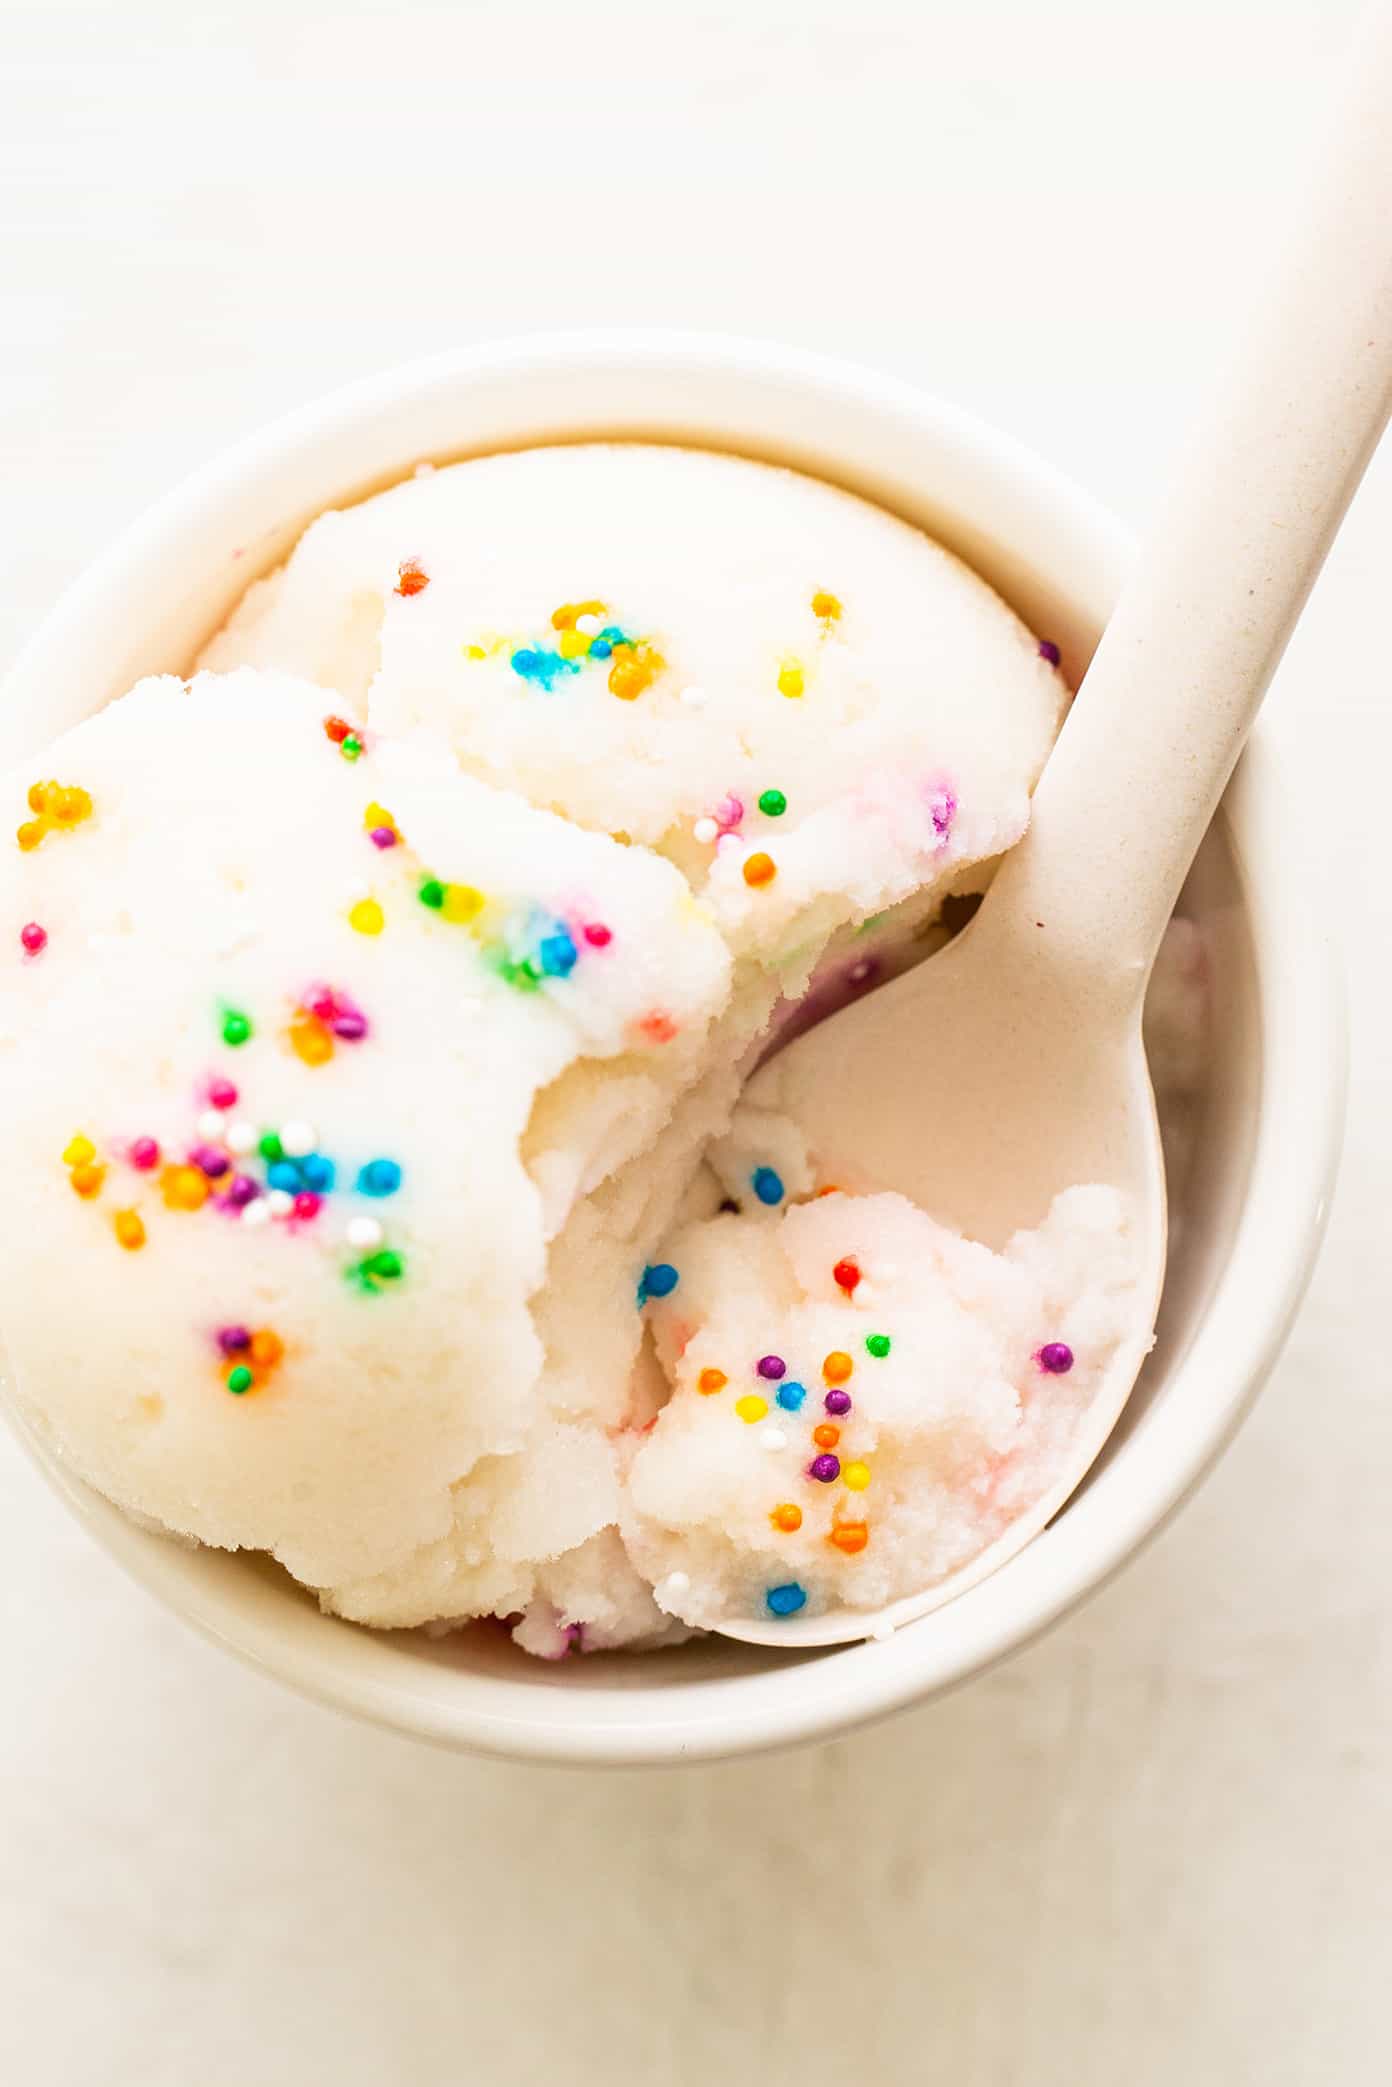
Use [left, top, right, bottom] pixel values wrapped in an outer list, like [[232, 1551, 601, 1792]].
[[222, 1009, 252, 1047], [258, 1131, 283, 1163], [419, 878, 446, 909], [226, 1365, 254, 1395], [366, 1249, 403, 1281], [757, 788, 787, 818], [866, 1334, 891, 1359], [340, 735, 363, 761]]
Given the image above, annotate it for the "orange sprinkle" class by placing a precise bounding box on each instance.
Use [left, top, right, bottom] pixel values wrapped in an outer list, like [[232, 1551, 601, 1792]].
[[811, 591, 842, 624], [70, 1162, 105, 1199], [290, 1015, 334, 1067], [771, 1503, 803, 1533], [609, 643, 664, 702], [815, 1184, 841, 1198], [743, 851, 776, 889], [249, 1328, 284, 1368], [636, 1010, 677, 1045], [551, 599, 605, 631], [16, 820, 45, 851], [161, 1164, 209, 1212], [113, 1209, 145, 1250], [813, 1423, 841, 1450], [823, 1351, 853, 1385], [829, 1520, 869, 1555], [395, 559, 429, 597], [697, 1367, 728, 1396]]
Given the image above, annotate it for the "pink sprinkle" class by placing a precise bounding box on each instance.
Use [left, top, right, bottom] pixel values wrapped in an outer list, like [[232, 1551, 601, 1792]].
[[192, 1144, 230, 1179], [293, 1191, 322, 1221], [369, 826, 397, 850], [19, 922, 47, 955], [129, 1137, 160, 1170], [715, 794, 744, 830], [208, 1076, 238, 1110], [305, 984, 337, 1022], [583, 923, 612, 948]]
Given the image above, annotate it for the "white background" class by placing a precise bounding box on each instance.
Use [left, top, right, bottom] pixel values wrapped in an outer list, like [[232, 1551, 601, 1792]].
[[2, 3, 1388, 2081]]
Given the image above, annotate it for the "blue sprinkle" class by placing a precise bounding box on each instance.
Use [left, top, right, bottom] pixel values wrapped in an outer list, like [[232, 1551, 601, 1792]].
[[588, 638, 612, 660], [511, 645, 580, 693], [300, 1154, 336, 1193], [538, 928, 578, 977], [751, 1166, 785, 1206], [639, 1262, 679, 1304], [766, 1582, 807, 1617], [357, 1158, 403, 1198], [597, 625, 626, 646], [775, 1381, 807, 1412], [266, 1160, 303, 1194]]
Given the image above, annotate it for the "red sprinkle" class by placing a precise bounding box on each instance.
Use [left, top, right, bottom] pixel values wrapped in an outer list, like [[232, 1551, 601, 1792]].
[[293, 1191, 322, 1221], [637, 1010, 677, 1045], [833, 1257, 862, 1294], [19, 922, 47, 955], [583, 923, 613, 948], [395, 559, 430, 597], [208, 1076, 238, 1110], [322, 715, 352, 745]]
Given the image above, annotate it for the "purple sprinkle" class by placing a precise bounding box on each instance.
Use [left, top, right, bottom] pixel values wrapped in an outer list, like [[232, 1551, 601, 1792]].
[[217, 1325, 251, 1355], [225, 1174, 259, 1208], [929, 788, 957, 840], [369, 826, 397, 850], [809, 1453, 841, 1483], [824, 1388, 853, 1416], [1038, 639, 1061, 667], [332, 1010, 369, 1041], [192, 1144, 230, 1179], [1039, 1341, 1075, 1374], [756, 1354, 787, 1381]]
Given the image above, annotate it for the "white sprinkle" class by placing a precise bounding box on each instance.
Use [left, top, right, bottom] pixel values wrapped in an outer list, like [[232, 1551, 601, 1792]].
[[679, 685, 707, 708], [279, 1119, 316, 1159], [658, 1571, 691, 1602], [716, 832, 744, 858], [225, 1119, 257, 1156], [759, 1427, 788, 1452], [196, 1109, 226, 1143], [693, 817, 719, 845], [575, 612, 602, 637], [855, 1281, 878, 1308], [266, 1189, 294, 1219], [346, 1216, 384, 1251], [241, 1199, 271, 1229]]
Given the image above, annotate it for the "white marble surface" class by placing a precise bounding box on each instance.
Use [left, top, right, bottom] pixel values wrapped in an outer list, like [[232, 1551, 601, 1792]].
[[1, 3, 1387, 2081]]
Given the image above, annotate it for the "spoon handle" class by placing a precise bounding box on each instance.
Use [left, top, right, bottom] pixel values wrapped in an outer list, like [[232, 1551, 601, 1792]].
[[995, 2, 1392, 996]]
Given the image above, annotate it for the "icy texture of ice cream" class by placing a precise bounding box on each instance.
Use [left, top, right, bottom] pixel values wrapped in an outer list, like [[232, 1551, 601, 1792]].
[[0, 443, 1158, 1649], [625, 1183, 1136, 1628]]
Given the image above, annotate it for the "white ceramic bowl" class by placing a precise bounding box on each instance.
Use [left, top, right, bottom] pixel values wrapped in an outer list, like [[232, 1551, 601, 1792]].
[[0, 334, 1345, 1765]]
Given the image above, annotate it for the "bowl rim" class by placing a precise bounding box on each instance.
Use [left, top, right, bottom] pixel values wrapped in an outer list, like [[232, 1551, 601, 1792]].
[[0, 332, 1348, 1765]]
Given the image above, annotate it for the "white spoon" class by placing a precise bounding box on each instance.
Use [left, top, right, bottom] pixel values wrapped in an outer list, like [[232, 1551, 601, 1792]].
[[719, 4, 1392, 1648]]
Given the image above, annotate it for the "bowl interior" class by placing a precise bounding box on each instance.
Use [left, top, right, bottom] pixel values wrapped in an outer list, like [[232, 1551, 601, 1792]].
[[0, 339, 1289, 1763]]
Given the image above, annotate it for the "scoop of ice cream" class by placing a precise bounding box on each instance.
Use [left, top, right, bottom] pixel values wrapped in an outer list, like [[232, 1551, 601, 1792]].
[[201, 444, 1065, 959], [624, 1183, 1141, 1629], [0, 669, 728, 1626]]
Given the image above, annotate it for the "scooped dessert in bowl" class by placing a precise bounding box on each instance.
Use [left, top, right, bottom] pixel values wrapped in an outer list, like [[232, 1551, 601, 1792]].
[[0, 337, 1338, 1760]]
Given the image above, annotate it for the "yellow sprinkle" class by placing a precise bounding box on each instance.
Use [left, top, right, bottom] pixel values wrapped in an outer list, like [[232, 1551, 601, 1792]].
[[811, 590, 842, 623], [777, 658, 805, 699], [16, 820, 44, 852], [363, 800, 394, 832], [842, 1460, 872, 1492], [27, 783, 49, 814], [63, 1134, 96, 1167], [113, 1210, 146, 1251], [440, 883, 485, 925], [349, 897, 385, 936], [557, 627, 590, 660], [735, 1394, 769, 1424], [464, 643, 487, 660]]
